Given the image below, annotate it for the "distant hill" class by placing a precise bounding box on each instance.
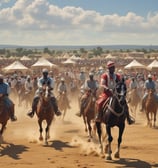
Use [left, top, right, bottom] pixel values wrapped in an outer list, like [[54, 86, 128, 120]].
[[0, 44, 158, 50]]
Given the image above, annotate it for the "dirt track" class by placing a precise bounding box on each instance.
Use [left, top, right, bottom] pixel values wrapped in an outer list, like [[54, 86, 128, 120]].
[[0, 95, 158, 168]]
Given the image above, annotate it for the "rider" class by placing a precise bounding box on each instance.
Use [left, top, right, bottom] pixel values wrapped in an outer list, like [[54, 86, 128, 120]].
[[57, 77, 71, 109], [96, 61, 135, 125], [76, 72, 98, 117], [0, 74, 17, 121], [27, 68, 62, 118], [140, 74, 157, 112], [24, 75, 33, 94]]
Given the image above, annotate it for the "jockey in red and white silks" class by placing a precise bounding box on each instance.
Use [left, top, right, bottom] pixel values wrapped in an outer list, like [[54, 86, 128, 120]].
[[96, 61, 121, 113]]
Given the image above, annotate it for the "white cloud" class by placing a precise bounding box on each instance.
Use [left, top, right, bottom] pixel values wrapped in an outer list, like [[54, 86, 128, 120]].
[[0, 0, 158, 45]]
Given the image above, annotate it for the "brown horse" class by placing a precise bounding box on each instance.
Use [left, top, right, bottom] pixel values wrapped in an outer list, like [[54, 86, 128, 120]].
[[82, 92, 96, 142], [0, 94, 10, 143], [57, 92, 69, 120], [145, 89, 158, 127], [36, 86, 55, 145]]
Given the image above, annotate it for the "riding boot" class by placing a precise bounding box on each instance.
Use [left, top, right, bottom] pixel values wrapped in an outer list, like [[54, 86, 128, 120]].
[[10, 104, 17, 121], [125, 104, 135, 125], [51, 97, 62, 116], [27, 97, 39, 118]]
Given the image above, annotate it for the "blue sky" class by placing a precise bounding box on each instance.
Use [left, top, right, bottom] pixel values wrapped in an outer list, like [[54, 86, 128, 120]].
[[0, 0, 158, 46]]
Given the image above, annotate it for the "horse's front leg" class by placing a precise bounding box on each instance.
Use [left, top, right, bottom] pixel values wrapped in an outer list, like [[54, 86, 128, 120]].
[[96, 121, 103, 153], [114, 123, 125, 159], [87, 119, 92, 142], [105, 125, 113, 160], [83, 116, 88, 132], [38, 120, 43, 141]]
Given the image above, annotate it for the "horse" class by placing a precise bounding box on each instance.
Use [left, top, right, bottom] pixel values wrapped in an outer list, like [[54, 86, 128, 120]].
[[57, 91, 69, 120], [127, 88, 141, 118], [81, 91, 96, 142], [144, 89, 158, 127], [0, 94, 10, 143], [95, 82, 127, 160], [36, 86, 55, 145]]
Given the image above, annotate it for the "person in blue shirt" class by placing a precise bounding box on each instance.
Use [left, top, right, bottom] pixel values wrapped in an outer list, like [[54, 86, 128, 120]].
[[140, 74, 157, 111], [0, 74, 17, 121], [27, 68, 61, 118]]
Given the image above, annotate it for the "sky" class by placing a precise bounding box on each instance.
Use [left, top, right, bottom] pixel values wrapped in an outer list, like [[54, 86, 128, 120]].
[[0, 0, 158, 46]]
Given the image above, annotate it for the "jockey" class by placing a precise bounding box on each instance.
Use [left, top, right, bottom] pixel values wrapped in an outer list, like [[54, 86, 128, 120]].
[[76, 72, 98, 117], [57, 77, 71, 109], [0, 74, 17, 121], [27, 68, 61, 118], [129, 77, 138, 90], [140, 74, 157, 112], [24, 75, 33, 94], [96, 61, 135, 125]]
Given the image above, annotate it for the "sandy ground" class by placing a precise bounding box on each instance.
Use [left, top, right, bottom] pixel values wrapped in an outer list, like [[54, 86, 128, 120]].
[[0, 94, 158, 168]]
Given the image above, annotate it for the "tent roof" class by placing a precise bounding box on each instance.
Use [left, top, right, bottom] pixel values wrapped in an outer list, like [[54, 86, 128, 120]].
[[20, 55, 31, 61], [3, 61, 29, 72], [147, 60, 158, 69], [31, 58, 57, 68], [124, 59, 146, 69], [62, 58, 76, 64]]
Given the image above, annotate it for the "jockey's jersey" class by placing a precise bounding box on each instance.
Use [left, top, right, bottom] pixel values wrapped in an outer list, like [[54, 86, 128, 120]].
[[144, 80, 155, 90], [86, 79, 98, 91], [101, 73, 121, 90], [38, 77, 54, 89]]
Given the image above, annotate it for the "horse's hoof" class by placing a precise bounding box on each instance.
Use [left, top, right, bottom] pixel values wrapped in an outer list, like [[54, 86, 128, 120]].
[[39, 137, 43, 141], [105, 155, 112, 160], [114, 152, 120, 158]]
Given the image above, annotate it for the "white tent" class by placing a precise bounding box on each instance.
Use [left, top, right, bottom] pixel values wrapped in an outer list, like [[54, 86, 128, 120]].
[[124, 60, 146, 69], [31, 58, 57, 68], [20, 55, 31, 61], [105, 54, 116, 59], [70, 55, 83, 60], [62, 58, 76, 64], [3, 61, 29, 72], [147, 60, 158, 69]]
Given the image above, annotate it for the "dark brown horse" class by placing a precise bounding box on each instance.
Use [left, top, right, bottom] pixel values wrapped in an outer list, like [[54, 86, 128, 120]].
[[96, 82, 127, 160], [145, 89, 158, 127], [36, 86, 55, 145], [0, 94, 10, 143]]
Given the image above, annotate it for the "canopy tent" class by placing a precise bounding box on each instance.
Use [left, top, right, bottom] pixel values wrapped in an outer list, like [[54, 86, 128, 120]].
[[147, 60, 158, 69], [3, 61, 29, 72], [105, 54, 116, 59], [70, 55, 83, 60], [31, 58, 57, 68], [20, 55, 31, 61], [124, 60, 146, 69], [62, 58, 76, 64]]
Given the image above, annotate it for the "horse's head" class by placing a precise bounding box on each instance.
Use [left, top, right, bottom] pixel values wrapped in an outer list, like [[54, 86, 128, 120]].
[[147, 89, 155, 98], [114, 82, 126, 105], [41, 85, 51, 102]]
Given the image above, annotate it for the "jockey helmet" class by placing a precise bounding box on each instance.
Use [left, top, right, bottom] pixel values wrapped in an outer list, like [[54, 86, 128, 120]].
[[61, 77, 65, 81], [107, 61, 115, 68], [148, 74, 152, 79], [42, 68, 48, 73], [89, 72, 94, 77]]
